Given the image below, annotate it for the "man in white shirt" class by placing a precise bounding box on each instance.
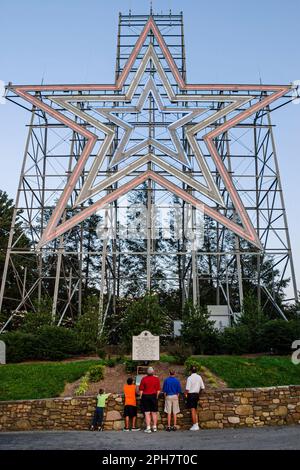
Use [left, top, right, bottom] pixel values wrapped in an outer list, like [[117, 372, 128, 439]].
[[185, 366, 205, 431]]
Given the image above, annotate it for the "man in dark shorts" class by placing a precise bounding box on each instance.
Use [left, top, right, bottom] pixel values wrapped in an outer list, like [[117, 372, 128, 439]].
[[185, 366, 205, 431], [139, 367, 161, 433], [123, 377, 139, 431]]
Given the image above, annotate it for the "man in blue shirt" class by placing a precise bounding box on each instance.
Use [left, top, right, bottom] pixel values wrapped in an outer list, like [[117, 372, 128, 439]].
[[162, 369, 182, 431]]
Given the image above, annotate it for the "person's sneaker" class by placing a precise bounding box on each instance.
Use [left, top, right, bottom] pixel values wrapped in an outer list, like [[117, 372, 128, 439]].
[[123, 428, 130, 432], [152, 426, 157, 432], [144, 428, 152, 433], [131, 427, 140, 432], [189, 424, 200, 431], [166, 426, 171, 432], [89, 425, 95, 431], [172, 426, 177, 431], [98, 426, 103, 431]]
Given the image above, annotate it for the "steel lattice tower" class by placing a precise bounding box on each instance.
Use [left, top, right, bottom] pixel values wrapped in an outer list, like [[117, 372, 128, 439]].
[[0, 11, 298, 333]]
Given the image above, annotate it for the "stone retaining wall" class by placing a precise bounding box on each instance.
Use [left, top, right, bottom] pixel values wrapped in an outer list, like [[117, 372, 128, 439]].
[[0, 386, 299, 431]]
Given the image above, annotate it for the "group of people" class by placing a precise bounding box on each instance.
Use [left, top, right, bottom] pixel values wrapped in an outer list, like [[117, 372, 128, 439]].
[[90, 365, 205, 432]]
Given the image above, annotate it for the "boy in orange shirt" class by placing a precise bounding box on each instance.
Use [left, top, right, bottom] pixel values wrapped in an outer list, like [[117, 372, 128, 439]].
[[123, 377, 140, 431]]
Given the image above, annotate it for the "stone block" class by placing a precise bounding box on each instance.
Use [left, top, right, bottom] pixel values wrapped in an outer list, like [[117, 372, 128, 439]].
[[275, 406, 288, 416], [113, 421, 124, 431], [106, 410, 122, 421], [202, 420, 219, 429], [245, 417, 255, 424], [198, 410, 214, 422], [235, 405, 253, 416], [228, 416, 240, 424]]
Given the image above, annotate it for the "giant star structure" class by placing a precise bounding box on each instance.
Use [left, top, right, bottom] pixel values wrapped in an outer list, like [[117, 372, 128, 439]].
[[8, 16, 291, 249]]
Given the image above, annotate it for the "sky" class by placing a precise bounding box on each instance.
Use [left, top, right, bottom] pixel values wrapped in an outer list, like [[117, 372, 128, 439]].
[[0, 0, 299, 295]]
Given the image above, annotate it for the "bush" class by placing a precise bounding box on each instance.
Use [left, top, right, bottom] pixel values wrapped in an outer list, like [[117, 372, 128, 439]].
[[34, 326, 80, 360], [166, 340, 193, 364], [96, 347, 106, 360], [75, 375, 90, 396], [181, 303, 220, 355], [120, 294, 171, 347], [105, 358, 116, 368], [74, 297, 99, 353], [124, 359, 136, 374], [3, 326, 82, 362], [20, 311, 52, 333], [88, 364, 105, 382], [219, 325, 253, 355], [261, 319, 300, 354], [2, 331, 38, 363], [184, 358, 202, 375]]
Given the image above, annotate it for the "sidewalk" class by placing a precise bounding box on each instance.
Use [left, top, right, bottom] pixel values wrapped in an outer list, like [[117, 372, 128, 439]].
[[0, 425, 299, 450]]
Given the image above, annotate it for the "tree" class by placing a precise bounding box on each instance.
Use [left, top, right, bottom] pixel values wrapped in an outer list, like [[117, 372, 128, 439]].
[[181, 302, 219, 355], [119, 293, 171, 347], [235, 292, 269, 352], [0, 190, 34, 323]]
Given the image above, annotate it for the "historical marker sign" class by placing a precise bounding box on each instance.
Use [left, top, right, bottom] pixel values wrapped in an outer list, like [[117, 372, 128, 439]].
[[132, 331, 160, 361]]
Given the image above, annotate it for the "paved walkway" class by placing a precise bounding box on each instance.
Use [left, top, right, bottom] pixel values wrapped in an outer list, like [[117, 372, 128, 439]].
[[0, 425, 299, 450]]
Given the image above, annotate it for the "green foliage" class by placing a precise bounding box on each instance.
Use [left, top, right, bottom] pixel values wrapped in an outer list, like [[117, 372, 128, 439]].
[[2, 331, 38, 363], [124, 359, 136, 374], [33, 326, 80, 360], [75, 374, 90, 396], [0, 190, 34, 321], [219, 325, 252, 355], [192, 356, 300, 388], [3, 326, 81, 362], [261, 319, 300, 354], [96, 347, 106, 360], [238, 292, 269, 329], [0, 360, 100, 401], [184, 358, 203, 375], [20, 310, 52, 333], [88, 364, 105, 382], [74, 296, 99, 353], [235, 292, 269, 352], [181, 302, 219, 355], [159, 355, 177, 364], [105, 358, 116, 368], [120, 293, 171, 347], [166, 340, 193, 364]]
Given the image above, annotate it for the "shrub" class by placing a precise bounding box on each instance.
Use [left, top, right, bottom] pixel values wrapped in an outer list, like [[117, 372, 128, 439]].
[[261, 319, 300, 354], [74, 296, 99, 352], [3, 326, 81, 362], [96, 347, 106, 360], [105, 358, 116, 368], [120, 293, 171, 347], [166, 340, 193, 364], [88, 364, 105, 382], [2, 331, 38, 363], [219, 325, 253, 355], [181, 302, 220, 355], [75, 375, 90, 396], [20, 310, 52, 333], [184, 358, 202, 375], [124, 359, 136, 374], [34, 326, 80, 360]]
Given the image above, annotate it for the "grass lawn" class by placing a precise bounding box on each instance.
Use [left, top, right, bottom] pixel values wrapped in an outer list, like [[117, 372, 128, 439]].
[[0, 360, 101, 401], [195, 356, 300, 388]]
